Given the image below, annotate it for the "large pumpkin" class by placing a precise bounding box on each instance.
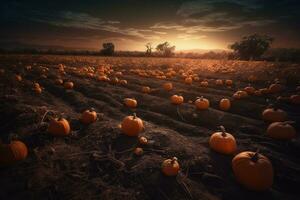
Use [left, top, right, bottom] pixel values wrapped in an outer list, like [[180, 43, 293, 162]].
[[209, 126, 237, 154], [170, 95, 184, 105], [64, 81, 74, 90], [163, 82, 173, 91], [267, 121, 296, 140], [262, 107, 287, 122], [48, 118, 71, 136], [0, 141, 28, 165], [232, 151, 273, 191], [161, 157, 180, 176], [121, 113, 144, 136], [124, 98, 137, 108], [195, 96, 210, 110], [219, 98, 231, 111], [80, 109, 97, 125], [269, 83, 284, 93]]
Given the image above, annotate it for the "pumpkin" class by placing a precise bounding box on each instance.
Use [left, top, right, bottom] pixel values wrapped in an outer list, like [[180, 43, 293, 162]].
[[15, 74, 22, 82], [121, 113, 144, 136], [244, 85, 255, 95], [215, 79, 223, 85], [262, 107, 287, 122], [259, 88, 270, 95], [161, 157, 180, 176], [233, 90, 248, 99], [0, 141, 28, 165], [200, 81, 208, 87], [269, 83, 284, 93], [139, 136, 148, 145], [290, 94, 300, 104], [209, 126, 237, 154], [254, 90, 262, 96], [163, 82, 173, 91], [219, 98, 231, 111], [142, 86, 151, 94], [34, 86, 42, 94], [124, 98, 137, 108], [170, 95, 184, 105], [48, 118, 71, 136], [64, 81, 74, 90], [81, 109, 97, 125], [55, 79, 63, 85], [225, 80, 233, 86], [195, 96, 210, 110], [267, 121, 296, 140], [111, 77, 119, 84], [184, 77, 193, 84], [134, 147, 143, 156], [119, 79, 128, 85], [232, 151, 273, 191]]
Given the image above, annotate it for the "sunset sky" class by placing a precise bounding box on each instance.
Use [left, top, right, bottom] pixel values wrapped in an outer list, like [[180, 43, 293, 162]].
[[1, 0, 300, 51]]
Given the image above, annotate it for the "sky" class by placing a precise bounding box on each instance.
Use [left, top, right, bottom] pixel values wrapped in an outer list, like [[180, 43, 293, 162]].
[[1, 0, 300, 51]]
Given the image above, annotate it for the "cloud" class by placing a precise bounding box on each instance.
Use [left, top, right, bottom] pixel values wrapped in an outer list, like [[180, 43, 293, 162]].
[[177, 34, 207, 40], [151, 0, 292, 33]]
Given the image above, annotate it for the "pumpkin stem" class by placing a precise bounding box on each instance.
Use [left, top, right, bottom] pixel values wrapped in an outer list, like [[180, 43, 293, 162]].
[[171, 157, 178, 164], [133, 113, 137, 119], [219, 126, 226, 137], [251, 150, 260, 162]]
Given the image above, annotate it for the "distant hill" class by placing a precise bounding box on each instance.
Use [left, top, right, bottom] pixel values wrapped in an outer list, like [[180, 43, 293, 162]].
[[176, 49, 229, 54]]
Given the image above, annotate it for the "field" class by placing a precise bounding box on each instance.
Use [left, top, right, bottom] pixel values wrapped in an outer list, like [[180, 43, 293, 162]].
[[0, 54, 300, 200]]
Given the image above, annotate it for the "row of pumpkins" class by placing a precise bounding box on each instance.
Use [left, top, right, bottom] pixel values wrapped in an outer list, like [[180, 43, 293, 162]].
[[1, 93, 296, 192], [9, 63, 300, 106], [1, 64, 298, 193]]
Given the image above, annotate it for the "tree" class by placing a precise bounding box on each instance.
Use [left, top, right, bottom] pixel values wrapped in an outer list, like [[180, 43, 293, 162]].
[[156, 42, 175, 57], [145, 43, 153, 55], [229, 34, 273, 60], [101, 42, 115, 56]]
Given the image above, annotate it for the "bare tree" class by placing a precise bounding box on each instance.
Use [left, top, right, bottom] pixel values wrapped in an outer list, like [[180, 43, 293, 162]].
[[145, 43, 153, 55]]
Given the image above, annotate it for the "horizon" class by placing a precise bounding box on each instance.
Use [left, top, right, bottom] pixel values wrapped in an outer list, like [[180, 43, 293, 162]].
[[1, 0, 300, 51]]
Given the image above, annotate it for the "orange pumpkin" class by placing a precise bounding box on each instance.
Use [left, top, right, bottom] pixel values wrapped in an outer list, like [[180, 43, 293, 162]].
[[34, 86, 42, 94], [225, 80, 233, 86], [262, 107, 287, 122], [134, 147, 143, 156], [232, 151, 273, 191], [267, 121, 296, 140], [121, 113, 144, 136], [119, 79, 128, 85], [48, 118, 71, 136], [170, 95, 184, 105], [15, 74, 22, 82], [195, 96, 210, 110], [233, 90, 248, 99], [139, 136, 148, 145], [215, 79, 223, 86], [184, 77, 193, 84], [163, 82, 173, 91], [142, 86, 151, 94], [259, 88, 270, 95], [290, 95, 300, 104], [269, 83, 284, 93], [209, 126, 237, 154], [55, 79, 63, 85], [219, 98, 231, 111], [0, 141, 28, 165], [200, 80, 208, 87], [64, 81, 74, 90], [80, 109, 97, 125], [124, 98, 137, 108], [161, 157, 180, 176], [244, 85, 256, 95]]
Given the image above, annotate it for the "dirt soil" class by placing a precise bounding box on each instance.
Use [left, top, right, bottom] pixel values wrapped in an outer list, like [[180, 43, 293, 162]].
[[0, 55, 300, 200]]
